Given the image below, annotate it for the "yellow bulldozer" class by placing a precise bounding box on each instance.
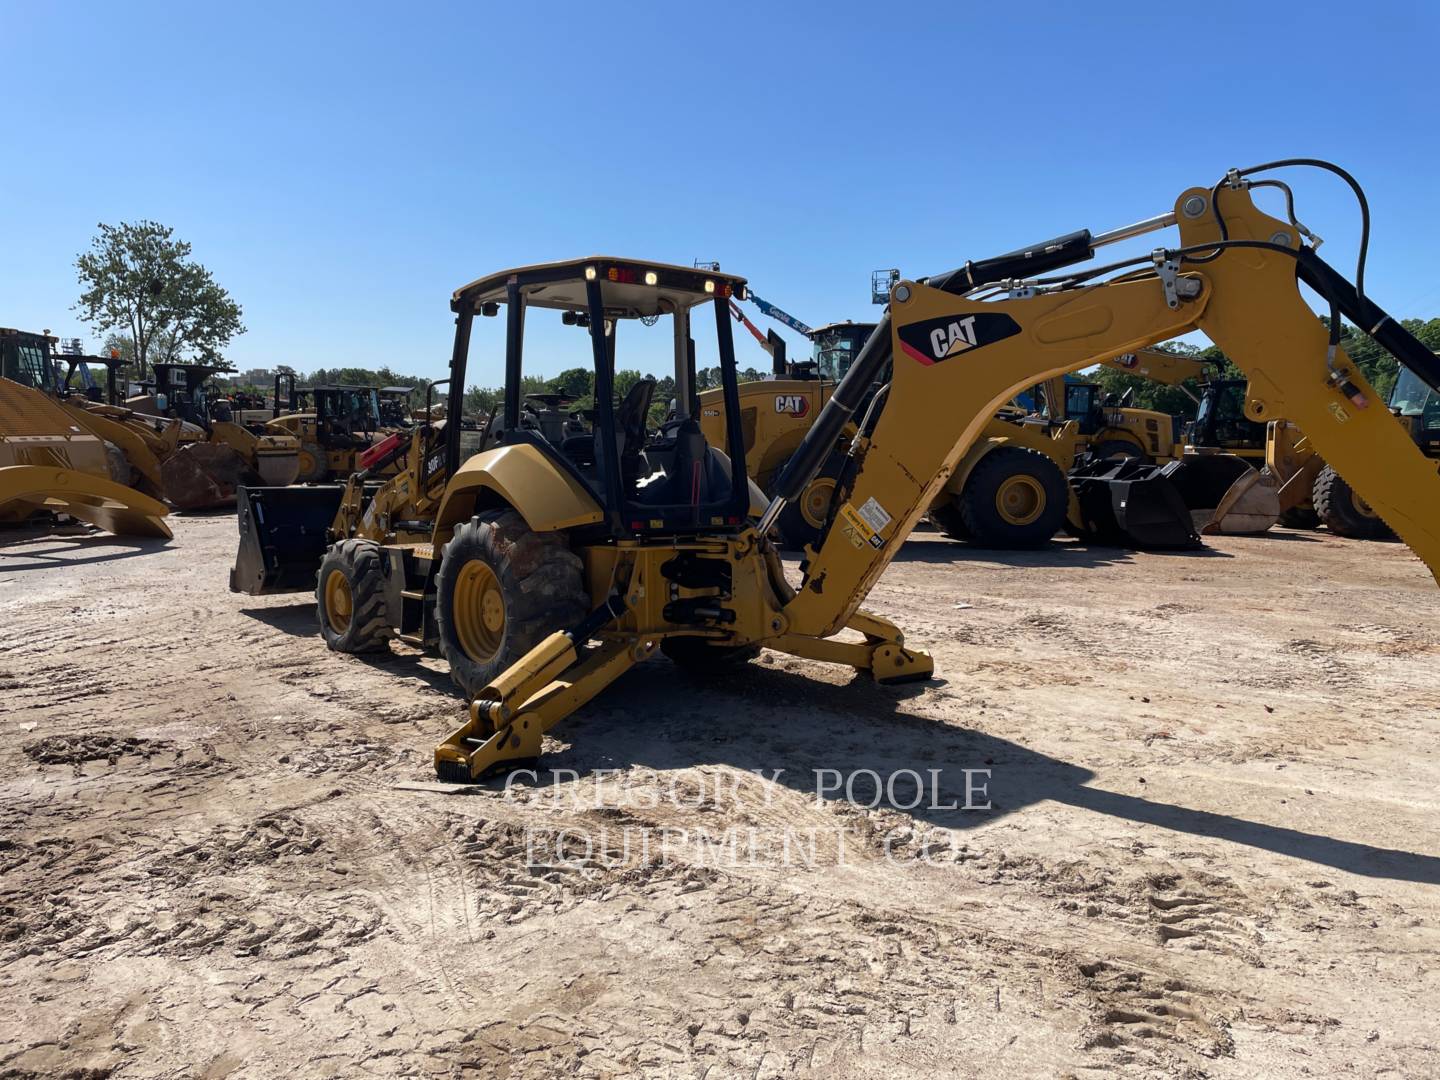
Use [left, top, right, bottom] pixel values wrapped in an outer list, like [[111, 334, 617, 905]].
[[231, 162, 1440, 784], [0, 328, 171, 537]]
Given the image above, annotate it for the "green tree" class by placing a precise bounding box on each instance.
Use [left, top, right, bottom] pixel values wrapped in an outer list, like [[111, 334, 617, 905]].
[[549, 367, 594, 400], [75, 220, 244, 378]]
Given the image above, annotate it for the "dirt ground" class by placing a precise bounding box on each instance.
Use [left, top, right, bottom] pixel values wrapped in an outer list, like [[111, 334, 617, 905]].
[[2, 514, 1439, 1079]]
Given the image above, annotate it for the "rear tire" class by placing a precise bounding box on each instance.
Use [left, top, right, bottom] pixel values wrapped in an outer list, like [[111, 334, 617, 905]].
[[435, 510, 587, 699], [296, 441, 327, 484], [956, 446, 1069, 548], [317, 539, 391, 653], [927, 497, 971, 541], [1278, 506, 1320, 530], [1312, 465, 1391, 539]]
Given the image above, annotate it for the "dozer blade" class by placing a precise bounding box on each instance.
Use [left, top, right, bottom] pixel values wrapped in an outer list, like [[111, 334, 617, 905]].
[[1069, 458, 1202, 550], [1166, 451, 1279, 535], [162, 442, 248, 510], [230, 484, 346, 594], [0, 465, 172, 539]]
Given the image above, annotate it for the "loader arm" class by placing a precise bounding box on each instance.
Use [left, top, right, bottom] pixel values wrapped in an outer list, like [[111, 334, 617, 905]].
[[778, 183, 1440, 638]]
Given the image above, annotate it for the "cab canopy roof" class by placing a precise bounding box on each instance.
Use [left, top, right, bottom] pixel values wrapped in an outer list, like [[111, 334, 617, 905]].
[[452, 257, 748, 319], [380, 386, 413, 395], [811, 320, 878, 335]]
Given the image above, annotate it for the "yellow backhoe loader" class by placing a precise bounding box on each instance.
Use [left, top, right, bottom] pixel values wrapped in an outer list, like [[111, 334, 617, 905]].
[[0, 329, 171, 538], [231, 161, 1440, 785]]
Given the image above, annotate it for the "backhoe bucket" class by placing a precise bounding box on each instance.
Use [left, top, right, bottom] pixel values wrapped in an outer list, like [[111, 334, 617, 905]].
[[229, 484, 345, 594], [0, 465, 172, 539], [1166, 451, 1279, 535], [1069, 458, 1202, 550]]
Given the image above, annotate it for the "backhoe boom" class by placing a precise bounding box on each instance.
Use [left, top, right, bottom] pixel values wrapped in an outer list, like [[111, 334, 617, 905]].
[[775, 182, 1440, 639]]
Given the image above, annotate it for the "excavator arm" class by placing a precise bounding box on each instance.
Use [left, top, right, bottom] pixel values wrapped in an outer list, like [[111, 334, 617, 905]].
[[771, 176, 1440, 639]]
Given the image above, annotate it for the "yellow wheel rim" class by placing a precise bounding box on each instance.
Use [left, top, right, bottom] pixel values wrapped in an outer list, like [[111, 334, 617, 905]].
[[453, 560, 505, 664], [324, 569, 353, 634], [995, 475, 1046, 526], [1352, 491, 1379, 519], [799, 477, 837, 529]]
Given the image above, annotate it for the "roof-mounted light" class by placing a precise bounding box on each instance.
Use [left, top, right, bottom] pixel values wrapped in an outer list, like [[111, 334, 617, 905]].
[[584, 266, 597, 281], [703, 280, 715, 294], [644, 271, 658, 286]]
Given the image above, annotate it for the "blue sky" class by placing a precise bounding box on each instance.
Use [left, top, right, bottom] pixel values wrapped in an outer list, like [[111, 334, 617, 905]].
[[3, 0, 1438, 389]]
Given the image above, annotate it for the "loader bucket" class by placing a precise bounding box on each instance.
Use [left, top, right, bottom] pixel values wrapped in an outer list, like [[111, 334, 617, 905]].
[[1166, 451, 1279, 535], [229, 484, 345, 594], [162, 442, 248, 510], [1203, 468, 1281, 535], [0, 465, 172, 539], [1069, 458, 1202, 550]]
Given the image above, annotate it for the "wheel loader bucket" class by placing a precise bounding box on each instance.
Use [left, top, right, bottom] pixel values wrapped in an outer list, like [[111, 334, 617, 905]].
[[229, 484, 346, 594], [0, 465, 172, 539], [162, 442, 248, 511], [1069, 458, 1202, 550], [1166, 451, 1280, 535]]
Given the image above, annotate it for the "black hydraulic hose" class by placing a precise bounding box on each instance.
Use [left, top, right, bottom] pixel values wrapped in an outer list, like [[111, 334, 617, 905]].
[[924, 230, 1095, 295], [770, 311, 892, 504], [1296, 247, 1440, 394]]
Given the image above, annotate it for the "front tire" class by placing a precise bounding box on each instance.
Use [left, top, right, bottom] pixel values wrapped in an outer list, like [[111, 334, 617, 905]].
[[435, 510, 587, 699], [317, 539, 391, 653], [1312, 465, 1391, 539], [954, 446, 1069, 548]]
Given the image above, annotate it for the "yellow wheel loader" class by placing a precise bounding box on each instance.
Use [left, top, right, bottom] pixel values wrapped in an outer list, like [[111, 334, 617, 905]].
[[264, 383, 401, 483], [0, 330, 171, 537], [232, 166, 1440, 784], [699, 316, 1193, 550], [1202, 360, 1440, 538], [128, 362, 300, 508]]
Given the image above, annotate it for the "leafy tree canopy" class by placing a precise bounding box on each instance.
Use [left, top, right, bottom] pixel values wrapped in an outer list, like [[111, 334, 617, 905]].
[[75, 220, 244, 377]]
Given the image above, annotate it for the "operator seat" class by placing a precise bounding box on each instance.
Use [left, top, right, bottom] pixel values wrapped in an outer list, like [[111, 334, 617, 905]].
[[569, 377, 657, 492]]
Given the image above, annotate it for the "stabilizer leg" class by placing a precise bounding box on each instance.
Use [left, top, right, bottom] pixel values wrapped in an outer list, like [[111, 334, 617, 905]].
[[770, 609, 933, 684], [434, 635, 650, 782]]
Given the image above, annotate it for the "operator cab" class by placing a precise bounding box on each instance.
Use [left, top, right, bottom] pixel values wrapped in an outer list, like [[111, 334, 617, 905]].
[[1391, 363, 1440, 454], [451, 257, 754, 535], [0, 328, 60, 393], [810, 321, 878, 382], [313, 384, 382, 446], [1185, 378, 1266, 450]]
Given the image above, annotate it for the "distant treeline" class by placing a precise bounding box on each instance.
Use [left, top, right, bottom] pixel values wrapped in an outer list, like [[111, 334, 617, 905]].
[[248, 315, 1440, 422]]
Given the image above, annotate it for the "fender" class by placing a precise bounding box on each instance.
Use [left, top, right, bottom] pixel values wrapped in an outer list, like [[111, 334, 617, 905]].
[[434, 442, 603, 534]]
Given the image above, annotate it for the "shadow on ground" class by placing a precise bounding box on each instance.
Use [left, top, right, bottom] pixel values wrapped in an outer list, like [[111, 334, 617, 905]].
[[0, 532, 173, 571], [512, 659, 1440, 885]]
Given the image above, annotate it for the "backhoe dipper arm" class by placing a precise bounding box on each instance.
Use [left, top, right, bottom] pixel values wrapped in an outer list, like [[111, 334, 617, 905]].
[[773, 181, 1440, 639]]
